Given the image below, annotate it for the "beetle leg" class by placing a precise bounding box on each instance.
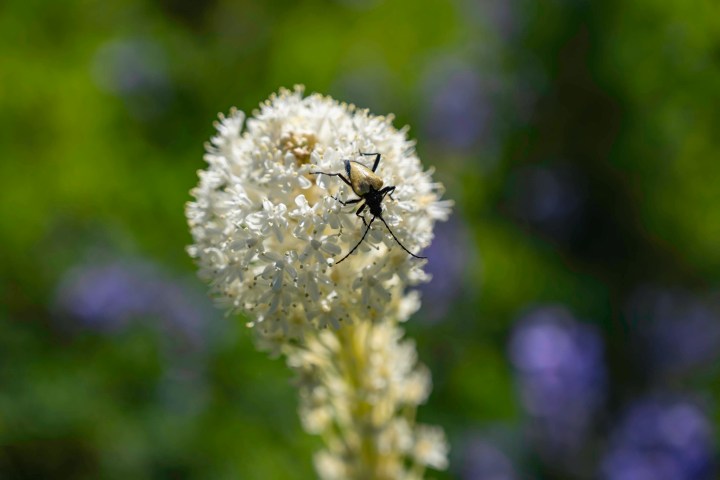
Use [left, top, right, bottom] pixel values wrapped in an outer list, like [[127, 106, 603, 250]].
[[379, 185, 396, 201], [336, 217, 376, 265], [310, 171, 352, 188], [377, 215, 427, 260], [359, 152, 382, 172], [333, 196, 363, 206], [356, 203, 368, 226]]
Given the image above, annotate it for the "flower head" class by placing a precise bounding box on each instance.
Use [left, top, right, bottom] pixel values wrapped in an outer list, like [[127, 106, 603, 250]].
[[186, 86, 451, 347]]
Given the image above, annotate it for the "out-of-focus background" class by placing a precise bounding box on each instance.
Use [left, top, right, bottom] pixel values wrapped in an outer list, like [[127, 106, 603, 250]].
[[2, 0, 719, 478]]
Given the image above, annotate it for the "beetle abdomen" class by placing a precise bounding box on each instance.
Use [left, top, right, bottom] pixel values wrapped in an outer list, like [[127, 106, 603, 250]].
[[348, 160, 383, 195]]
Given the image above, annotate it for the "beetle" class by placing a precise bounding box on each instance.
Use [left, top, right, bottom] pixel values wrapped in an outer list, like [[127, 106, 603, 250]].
[[311, 152, 426, 264]]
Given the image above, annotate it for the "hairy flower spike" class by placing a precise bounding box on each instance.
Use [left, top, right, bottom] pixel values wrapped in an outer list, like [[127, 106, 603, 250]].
[[186, 87, 450, 479]]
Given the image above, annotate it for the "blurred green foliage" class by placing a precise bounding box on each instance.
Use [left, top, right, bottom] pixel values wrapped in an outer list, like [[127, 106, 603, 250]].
[[1, 0, 719, 478]]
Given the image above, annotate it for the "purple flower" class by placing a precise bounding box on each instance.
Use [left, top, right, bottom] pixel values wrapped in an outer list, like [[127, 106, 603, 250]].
[[509, 306, 606, 457], [420, 61, 500, 152], [418, 214, 473, 322], [601, 396, 716, 480], [459, 437, 519, 480], [54, 258, 211, 345], [54, 261, 153, 332], [506, 165, 587, 243], [627, 287, 720, 377], [91, 38, 172, 120]]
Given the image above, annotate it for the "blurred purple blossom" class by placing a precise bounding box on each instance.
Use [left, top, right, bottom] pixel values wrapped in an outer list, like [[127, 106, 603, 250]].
[[420, 60, 500, 153], [460, 437, 519, 480], [418, 214, 473, 322], [54, 258, 211, 346], [601, 396, 716, 480], [507, 165, 587, 243], [91, 38, 172, 120], [509, 306, 606, 458], [626, 287, 720, 377]]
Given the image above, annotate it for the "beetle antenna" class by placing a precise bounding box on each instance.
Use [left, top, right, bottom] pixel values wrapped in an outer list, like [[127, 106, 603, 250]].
[[377, 215, 427, 260], [336, 217, 376, 265]]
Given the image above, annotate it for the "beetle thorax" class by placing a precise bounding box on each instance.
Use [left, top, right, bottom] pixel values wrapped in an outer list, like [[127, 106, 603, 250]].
[[365, 189, 384, 217]]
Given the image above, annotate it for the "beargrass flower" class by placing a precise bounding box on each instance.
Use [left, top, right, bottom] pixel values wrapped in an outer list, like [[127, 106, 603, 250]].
[[186, 86, 451, 478], [187, 87, 450, 343]]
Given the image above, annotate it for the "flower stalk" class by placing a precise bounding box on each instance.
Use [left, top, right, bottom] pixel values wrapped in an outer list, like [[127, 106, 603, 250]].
[[290, 320, 447, 479]]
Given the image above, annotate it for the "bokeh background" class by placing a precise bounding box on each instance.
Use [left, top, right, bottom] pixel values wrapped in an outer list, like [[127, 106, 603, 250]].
[[2, 0, 719, 478]]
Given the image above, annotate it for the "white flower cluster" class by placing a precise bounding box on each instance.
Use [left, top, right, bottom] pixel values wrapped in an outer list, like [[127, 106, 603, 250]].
[[186, 87, 451, 478], [289, 321, 449, 479], [186, 86, 451, 348]]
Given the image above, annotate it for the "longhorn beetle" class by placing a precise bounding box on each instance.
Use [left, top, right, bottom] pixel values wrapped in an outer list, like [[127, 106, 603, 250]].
[[311, 152, 426, 264]]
